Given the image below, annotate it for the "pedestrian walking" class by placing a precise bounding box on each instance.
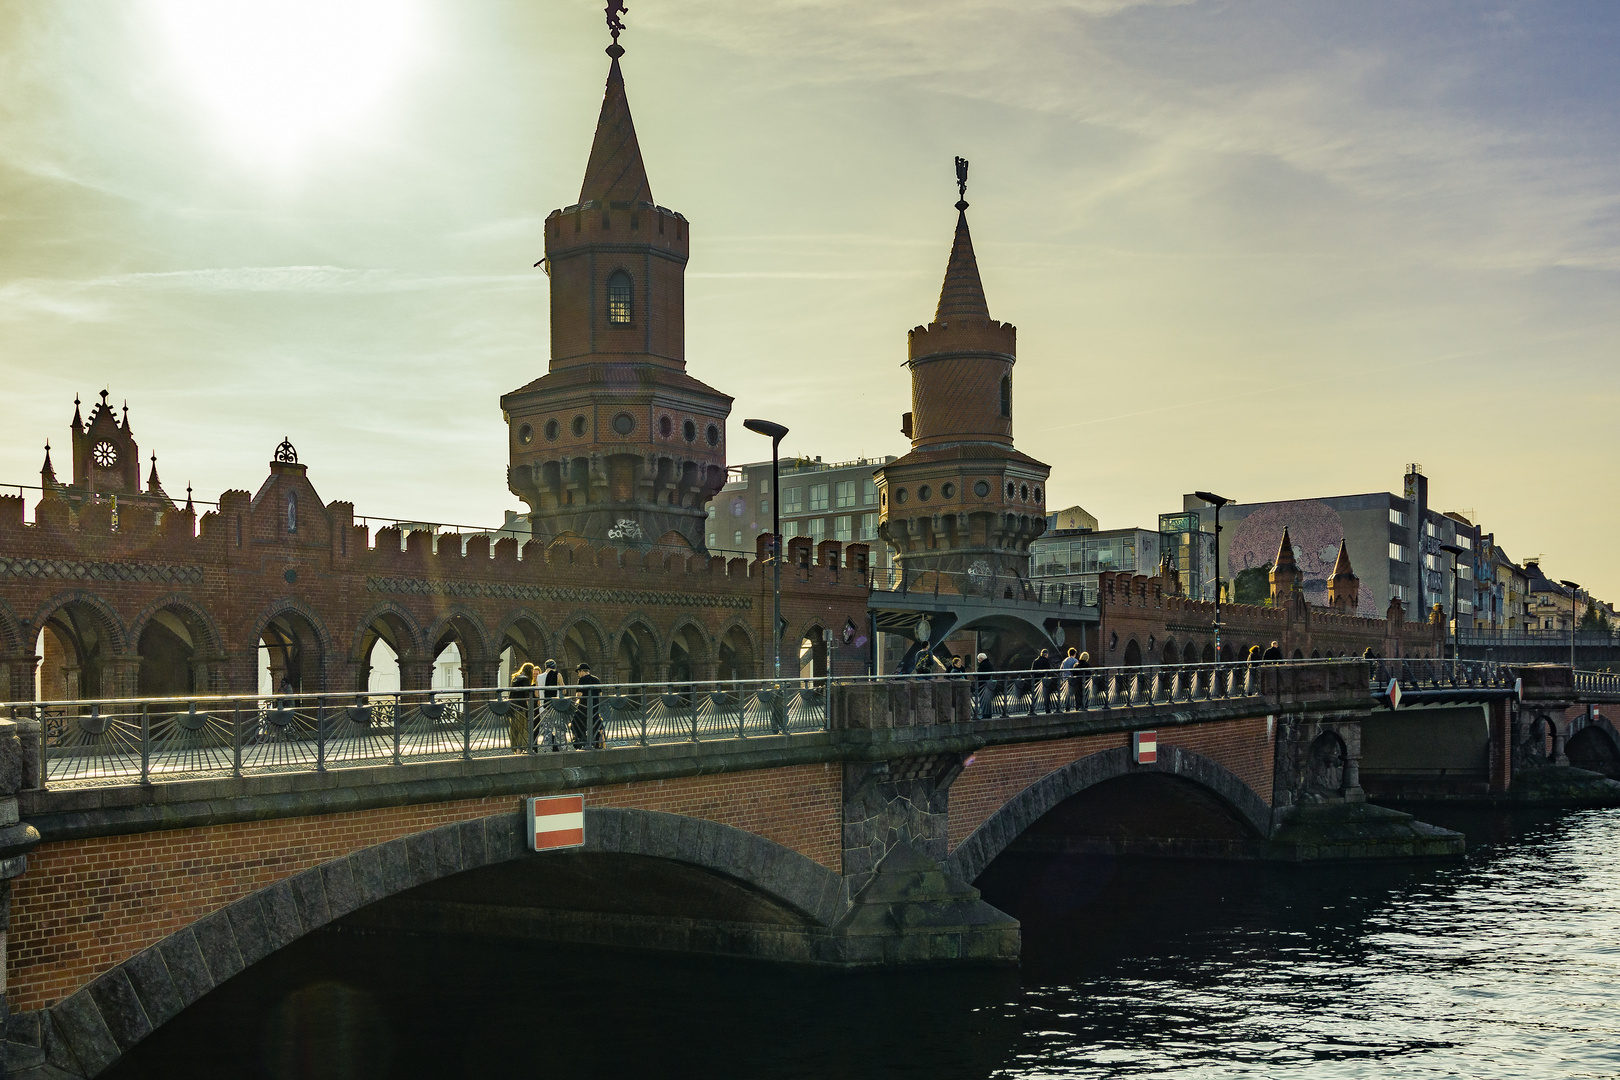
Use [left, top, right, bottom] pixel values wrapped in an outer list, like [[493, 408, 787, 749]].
[[508, 663, 535, 752], [1031, 648, 1054, 713], [1263, 640, 1283, 662], [1059, 647, 1080, 709], [536, 659, 563, 750], [572, 663, 603, 750], [974, 652, 998, 718]]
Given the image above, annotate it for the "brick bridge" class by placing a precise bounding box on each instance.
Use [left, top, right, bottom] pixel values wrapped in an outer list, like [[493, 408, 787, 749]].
[[0, 660, 1617, 1077]]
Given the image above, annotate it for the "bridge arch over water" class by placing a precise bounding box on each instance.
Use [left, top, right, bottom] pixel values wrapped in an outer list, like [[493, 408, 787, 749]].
[[945, 745, 1272, 884], [36, 807, 843, 1078]]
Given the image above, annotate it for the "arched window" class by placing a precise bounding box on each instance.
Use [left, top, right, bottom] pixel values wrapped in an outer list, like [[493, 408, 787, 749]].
[[607, 270, 633, 325], [1000, 374, 1011, 419]]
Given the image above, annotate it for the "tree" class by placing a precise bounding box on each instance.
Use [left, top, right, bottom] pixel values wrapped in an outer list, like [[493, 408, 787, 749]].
[[1579, 605, 1612, 634], [1233, 562, 1272, 606]]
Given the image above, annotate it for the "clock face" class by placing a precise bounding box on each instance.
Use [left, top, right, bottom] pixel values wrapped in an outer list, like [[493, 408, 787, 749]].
[[92, 441, 118, 467]]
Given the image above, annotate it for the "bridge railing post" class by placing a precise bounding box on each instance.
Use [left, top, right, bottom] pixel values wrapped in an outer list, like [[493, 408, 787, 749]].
[[139, 704, 150, 786], [316, 701, 326, 773], [461, 689, 472, 761], [392, 693, 402, 766], [232, 701, 242, 779]]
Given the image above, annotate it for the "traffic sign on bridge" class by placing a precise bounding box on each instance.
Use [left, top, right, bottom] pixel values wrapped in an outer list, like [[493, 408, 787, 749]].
[[526, 794, 585, 851]]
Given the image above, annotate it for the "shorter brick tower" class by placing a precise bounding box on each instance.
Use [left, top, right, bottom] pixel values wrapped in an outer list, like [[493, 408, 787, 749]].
[[875, 159, 1049, 578], [1269, 528, 1301, 602], [1327, 539, 1360, 612], [501, 14, 731, 552]]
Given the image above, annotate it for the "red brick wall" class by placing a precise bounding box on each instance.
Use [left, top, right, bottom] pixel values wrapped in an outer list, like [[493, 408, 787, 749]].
[[6, 763, 840, 1013], [946, 717, 1275, 851]]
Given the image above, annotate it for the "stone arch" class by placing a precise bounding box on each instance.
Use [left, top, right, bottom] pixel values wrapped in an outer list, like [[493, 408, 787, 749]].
[[1122, 638, 1143, 667], [797, 621, 828, 679], [716, 618, 759, 682], [666, 617, 711, 686], [128, 595, 227, 698], [0, 596, 26, 657], [350, 602, 424, 693], [426, 609, 494, 689], [36, 808, 845, 1078], [1182, 641, 1199, 665], [944, 744, 1273, 884], [31, 590, 129, 700], [1565, 712, 1620, 778], [250, 599, 332, 695], [494, 609, 553, 682], [1202, 642, 1216, 663], [558, 611, 611, 675], [1161, 638, 1178, 666], [611, 616, 663, 684]]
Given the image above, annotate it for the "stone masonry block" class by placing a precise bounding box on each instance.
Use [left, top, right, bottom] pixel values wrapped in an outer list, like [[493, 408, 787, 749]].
[[50, 991, 122, 1077], [155, 930, 214, 1009], [321, 858, 363, 919], [431, 823, 464, 878], [348, 845, 389, 908], [288, 867, 332, 932], [456, 818, 489, 872], [190, 909, 245, 985], [404, 831, 440, 886], [116, 948, 182, 1036], [224, 895, 275, 968], [257, 879, 303, 953], [85, 968, 152, 1053]]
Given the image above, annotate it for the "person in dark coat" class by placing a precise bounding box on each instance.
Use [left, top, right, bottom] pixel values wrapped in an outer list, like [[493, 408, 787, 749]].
[[1262, 640, 1283, 662], [973, 652, 998, 719], [571, 663, 603, 749], [1030, 648, 1054, 713], [508, 663, 535, 753]]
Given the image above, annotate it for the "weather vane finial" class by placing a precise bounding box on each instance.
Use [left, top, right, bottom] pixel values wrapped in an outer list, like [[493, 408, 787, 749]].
[[954, 156, 969, 211], [606, 1, 628, 58]]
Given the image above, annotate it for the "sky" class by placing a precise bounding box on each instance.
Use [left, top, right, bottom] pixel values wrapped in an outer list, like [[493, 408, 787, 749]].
[[2, 1, 1617, 595]]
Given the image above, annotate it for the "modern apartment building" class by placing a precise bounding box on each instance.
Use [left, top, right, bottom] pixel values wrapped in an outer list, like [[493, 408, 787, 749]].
[[704, 455, 896, 568]]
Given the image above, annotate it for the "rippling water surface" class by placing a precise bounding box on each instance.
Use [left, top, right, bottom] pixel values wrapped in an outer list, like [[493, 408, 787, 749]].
[[109, 807, 1620, 1079]]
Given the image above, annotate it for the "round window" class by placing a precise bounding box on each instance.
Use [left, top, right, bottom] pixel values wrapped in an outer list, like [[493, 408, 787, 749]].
[[683, 419, 697, 442], [92, 441, 118, 467], [517, 423, 534, 445], [612, 413, 635, 436], [545, 419, 559, 441], [659, 416, 672, 438], [918, 485, 931, 501], [942, 483, 955, 499], [572, 415, 587, 437], [895, 489, 908, 504], [974, 480, 990, 498], [706, 423, 719, 447]]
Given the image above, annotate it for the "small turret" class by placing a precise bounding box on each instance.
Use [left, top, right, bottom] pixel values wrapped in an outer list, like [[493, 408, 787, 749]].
[[1269, 527, 1301, 602], [1327, 538, 1359, 613], [40, 442, 57, 488]]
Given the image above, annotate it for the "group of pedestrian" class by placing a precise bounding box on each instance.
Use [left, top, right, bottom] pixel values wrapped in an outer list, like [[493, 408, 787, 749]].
[[506, 660, 605, 752], [963, 647, 1091, 717]]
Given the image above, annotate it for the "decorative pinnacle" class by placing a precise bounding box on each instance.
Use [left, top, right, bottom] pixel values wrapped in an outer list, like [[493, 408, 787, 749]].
[[954, 156, 969, 211], [606, 0, 628, 58]]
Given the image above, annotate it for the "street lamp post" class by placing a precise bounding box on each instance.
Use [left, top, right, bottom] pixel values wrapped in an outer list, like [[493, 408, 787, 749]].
[[1439, 542, 1463, 675], [1193, 491, 1231, 668], [743, 419, 789, 691], [1559, 579, 1581, 673]]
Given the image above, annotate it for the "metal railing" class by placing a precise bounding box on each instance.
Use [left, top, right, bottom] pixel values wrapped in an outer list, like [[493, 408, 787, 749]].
[[868, 565, 1094, 607], [7, 676, 835, 789], [959, 658, 1319, 719], [1366, 657, 1516, 692], [1574, 670, 1620, 695]]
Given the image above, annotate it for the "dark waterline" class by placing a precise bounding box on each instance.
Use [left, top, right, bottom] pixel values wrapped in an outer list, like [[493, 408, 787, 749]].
[[106, 807, 1620, 1079]]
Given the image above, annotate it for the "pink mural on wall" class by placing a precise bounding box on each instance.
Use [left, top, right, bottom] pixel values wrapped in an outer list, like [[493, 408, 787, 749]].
[[1227, 500, 1376, 616]]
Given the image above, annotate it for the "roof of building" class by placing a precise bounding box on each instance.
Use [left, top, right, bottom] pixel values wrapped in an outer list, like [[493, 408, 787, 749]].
[[578, 55, 652, 207], [934, 205, 990, 321]]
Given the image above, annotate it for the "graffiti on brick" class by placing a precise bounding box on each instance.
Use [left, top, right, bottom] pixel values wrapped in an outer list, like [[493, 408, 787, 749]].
[[366, 576, 751, 610], [0, 556, 205, 586]]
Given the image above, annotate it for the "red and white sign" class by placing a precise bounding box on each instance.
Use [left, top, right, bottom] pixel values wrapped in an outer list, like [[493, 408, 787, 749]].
[[526, 794, 585, 852], [1133, 730, 1158, 764]]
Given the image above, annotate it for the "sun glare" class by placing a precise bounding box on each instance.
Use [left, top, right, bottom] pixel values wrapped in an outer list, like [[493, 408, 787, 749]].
[[148, 0, 426, 165]]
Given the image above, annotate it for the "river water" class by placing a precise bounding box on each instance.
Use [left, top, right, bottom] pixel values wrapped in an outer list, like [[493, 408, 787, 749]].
[[106, 806, 1620, 1079]]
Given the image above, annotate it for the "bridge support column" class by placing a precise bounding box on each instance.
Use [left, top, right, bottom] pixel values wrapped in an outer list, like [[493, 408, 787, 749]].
[[1488, 699, 1513, 793], [0, 720, 42, 1059]]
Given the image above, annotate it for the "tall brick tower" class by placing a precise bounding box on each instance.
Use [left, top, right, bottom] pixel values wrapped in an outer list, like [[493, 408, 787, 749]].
[[501, 9, 731, 551], [875, 159, 1049, 579]]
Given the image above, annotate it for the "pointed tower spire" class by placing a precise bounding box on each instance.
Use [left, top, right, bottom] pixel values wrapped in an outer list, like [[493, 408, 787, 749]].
[[184, 483, 195, 515], [72, 395, 83, 432], [579, 1, 652, 207], [935, 157, 990, 321], [121, 400, 130, 432], [41, 441, 57, 487], [147, 452, 163, 495], [1327, 538, 1360, 613], [1269, 527, 1301, 602]]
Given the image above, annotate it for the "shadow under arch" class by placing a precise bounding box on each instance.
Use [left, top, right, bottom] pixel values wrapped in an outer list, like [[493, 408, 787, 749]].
[[36, 808, 844, 1078], [1566, 712, 1620, 778], [944, 744, 1273, 884]]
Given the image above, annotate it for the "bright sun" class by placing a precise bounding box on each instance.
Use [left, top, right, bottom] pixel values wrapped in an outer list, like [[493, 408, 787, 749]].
[[148, 0, 426, 165]]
